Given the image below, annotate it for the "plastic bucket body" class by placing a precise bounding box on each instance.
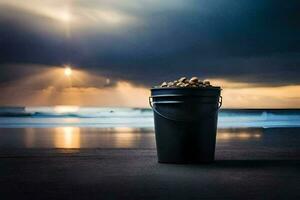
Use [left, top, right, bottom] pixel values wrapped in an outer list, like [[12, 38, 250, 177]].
[[150, 87, 222, 164]]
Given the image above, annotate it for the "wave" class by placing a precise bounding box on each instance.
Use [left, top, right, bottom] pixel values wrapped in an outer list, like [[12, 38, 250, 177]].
[[0, 107, 153, 118], [0, 107, 300, 128]]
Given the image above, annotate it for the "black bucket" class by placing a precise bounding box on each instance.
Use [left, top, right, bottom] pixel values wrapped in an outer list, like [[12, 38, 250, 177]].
[[150, 87, 222, 164]]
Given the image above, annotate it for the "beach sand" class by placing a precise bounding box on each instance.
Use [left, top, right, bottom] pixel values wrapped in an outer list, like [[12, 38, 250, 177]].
[[0, 127, 299, 199]]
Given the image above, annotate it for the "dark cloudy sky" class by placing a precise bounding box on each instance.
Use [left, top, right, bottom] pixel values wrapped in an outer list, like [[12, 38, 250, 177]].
[[0, 0, 299, 107]]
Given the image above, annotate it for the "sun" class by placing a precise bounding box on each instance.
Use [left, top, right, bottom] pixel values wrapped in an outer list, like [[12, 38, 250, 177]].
[[64, 67, 72, 77], [60, 11, 72, 23]]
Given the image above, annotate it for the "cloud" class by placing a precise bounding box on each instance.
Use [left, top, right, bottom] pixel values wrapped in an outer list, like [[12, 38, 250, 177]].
[[1, 72, 300, 108], [0, 0, 299, 88], [0, 64, 117, 89], [0, 80, 150, 107]]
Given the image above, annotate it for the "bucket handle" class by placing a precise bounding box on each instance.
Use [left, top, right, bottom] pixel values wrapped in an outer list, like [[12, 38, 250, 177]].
[[149, 96, 222, 122]]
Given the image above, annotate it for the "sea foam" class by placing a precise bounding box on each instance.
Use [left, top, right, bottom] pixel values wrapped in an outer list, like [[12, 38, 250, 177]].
[[0, 107, 299, 128]]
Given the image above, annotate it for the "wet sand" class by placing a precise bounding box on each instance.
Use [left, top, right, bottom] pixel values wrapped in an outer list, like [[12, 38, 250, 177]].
[[0, 128, 299, 199]]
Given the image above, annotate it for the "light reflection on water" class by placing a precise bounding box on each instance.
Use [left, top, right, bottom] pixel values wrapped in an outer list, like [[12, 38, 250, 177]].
[[217, 131, 262, 140], [21, 127, 154, 148], [0, 127, 265, 149], [54, 127, 81, 148], [112, 127, 142, 148], [24, 128, 35, 148]]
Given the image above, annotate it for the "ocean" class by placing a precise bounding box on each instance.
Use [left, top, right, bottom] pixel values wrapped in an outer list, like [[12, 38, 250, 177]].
[[0, 106, 299, 128], [0, 106, 299, 149]]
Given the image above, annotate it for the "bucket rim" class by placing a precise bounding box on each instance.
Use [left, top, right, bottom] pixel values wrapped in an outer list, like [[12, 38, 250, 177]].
[[151, 86, 221, 91]]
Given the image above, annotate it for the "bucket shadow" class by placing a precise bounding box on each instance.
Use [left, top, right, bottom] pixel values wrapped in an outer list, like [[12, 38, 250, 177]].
[[158, 160, 300, 169]]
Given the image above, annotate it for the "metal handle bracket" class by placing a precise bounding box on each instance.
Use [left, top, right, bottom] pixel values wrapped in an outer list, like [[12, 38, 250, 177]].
[[149, 96, 222, 122]]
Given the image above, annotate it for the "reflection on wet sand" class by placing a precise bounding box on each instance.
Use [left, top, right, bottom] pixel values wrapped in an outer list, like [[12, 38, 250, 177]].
[[217, 130, 262, 141], [54, 127, 81, 148], [25, 128, 36, 148], [5, 127, 267, 149], [217, 128, 263, 141], [21, 127, 154, 148], [112, 127, 142, 148]]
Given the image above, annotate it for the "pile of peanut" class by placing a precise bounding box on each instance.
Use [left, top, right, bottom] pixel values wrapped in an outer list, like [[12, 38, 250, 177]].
[[157, 77, 212, 88]]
